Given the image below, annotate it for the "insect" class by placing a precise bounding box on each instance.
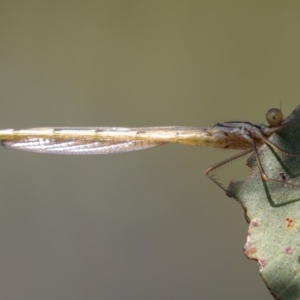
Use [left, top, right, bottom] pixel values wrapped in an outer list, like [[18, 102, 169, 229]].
[[0, 108, 294, 193]]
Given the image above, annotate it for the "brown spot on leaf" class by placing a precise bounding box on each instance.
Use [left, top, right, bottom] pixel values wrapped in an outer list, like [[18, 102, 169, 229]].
[[258, 259, 267, 269], [286, 217, 294, 228], [279, 172, 287, 182], [251, 219, 258, 227], [244, 246, 257, 256]]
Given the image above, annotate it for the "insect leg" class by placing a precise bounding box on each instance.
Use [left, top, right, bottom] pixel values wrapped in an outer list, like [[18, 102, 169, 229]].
[[205, 149, 253, 193]]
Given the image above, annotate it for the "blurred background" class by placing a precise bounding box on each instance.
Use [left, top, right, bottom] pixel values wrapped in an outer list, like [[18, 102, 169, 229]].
[[1, 1, 300, 299]]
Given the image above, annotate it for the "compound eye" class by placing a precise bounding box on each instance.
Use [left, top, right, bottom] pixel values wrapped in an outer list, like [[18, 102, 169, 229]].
[[266, 108, 283, 127]]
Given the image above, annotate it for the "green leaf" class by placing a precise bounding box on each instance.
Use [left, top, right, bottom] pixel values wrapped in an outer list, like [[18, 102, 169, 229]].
[[228, 105, 300, 300]]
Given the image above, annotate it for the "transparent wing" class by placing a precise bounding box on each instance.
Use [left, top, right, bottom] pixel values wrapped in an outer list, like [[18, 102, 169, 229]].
[[0, 127, 173, 154], [2, 138, 165, 154]]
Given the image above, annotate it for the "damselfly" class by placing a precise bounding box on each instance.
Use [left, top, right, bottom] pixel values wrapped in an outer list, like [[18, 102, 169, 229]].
[[0, 108, 295, 193]]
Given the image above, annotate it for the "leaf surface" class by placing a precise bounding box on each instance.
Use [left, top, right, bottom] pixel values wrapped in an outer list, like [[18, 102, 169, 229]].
[[228, 105, 300, 300]]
